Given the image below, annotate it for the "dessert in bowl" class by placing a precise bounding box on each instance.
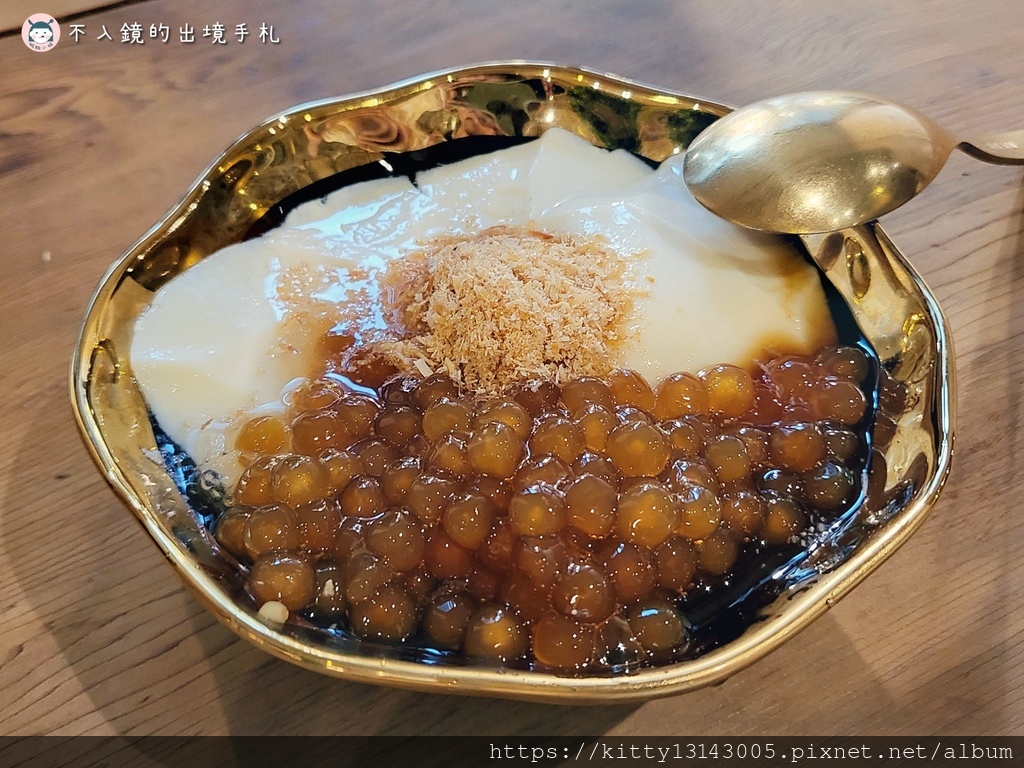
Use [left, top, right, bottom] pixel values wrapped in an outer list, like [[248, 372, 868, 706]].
[[72, 63, 953, 702]]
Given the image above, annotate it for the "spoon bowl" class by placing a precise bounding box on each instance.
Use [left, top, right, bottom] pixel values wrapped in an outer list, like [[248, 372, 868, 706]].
[[683, 91, 1024, 234]]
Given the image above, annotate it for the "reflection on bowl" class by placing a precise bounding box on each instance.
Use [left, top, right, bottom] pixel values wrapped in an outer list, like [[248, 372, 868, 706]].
[[71, 62, 953, 702]]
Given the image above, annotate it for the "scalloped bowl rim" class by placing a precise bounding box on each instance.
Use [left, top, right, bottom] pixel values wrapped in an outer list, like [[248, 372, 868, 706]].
[[71, 61, 955, 703]]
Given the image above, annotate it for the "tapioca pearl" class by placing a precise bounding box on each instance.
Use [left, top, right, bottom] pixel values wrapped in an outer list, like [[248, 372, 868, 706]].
[[720, 489, 765, 538], [511, 379, 562, 417], [271, 454, 329, 506], [375, 404, 422, 447], [761, 494, 808, 545], [243, 503, 300, 559], [442, 493, 495, 550], [756, 467, 804, 498], [342, 551, 394, 604], [334, 394, 380, 440], [601, 540, 657, 602], [508, 482, 567, 537], [594, 616, 645, 669], [655, 536, 698, 593], [467, 421, 523, 479], [531, 612, 596, 670], [659, 419, 702, 458], [810, 378, 867, 425], [704, 434, 751, 484], [463, 604, 527, 661], [473, 399, 533, 442], [288, 378, 344, 414], [295, 498, 342, 551], [687, 415, 720, 441], [366, 510, 426, 572], [763, 356, 816, 403], [803, 459, 856, 509], [379, 374, 421, 406], [330, 516, 366, 562], [412, 374, 460, 410], [573, 403, 616, 452], [236, 415, 290, 455], [698, 528, 741, 575], [514, 454, 572, 490], [235, 457, 277, 506], [291, 409, 353, 456], [674, 482, 722, 540], [500, 573, 552, 623], [662, 458, 719, 494], [214, 507, 252, 558], [406, 471, 460, 525], [747, 378, 790, 424], [572, 451, 620, 486], [529, 416, 586, 464], [565, 475, 617, 538], [560, 376, 615, 412], [380, 455, 421, 503], [427, 431, 472, 476], [424, 592, 475, 649], [700, 364, 755, 419], [352, 436, 397, 476], [733, 426, 770, 467], [552, 563, 615, 623], [816, 345, 870, 383], [626, 598, 686, 653], [655, 372, 709, 419], [349, 583, 417, 641], [614, 405, 653, 425], [422, 399, 474, 442], [318, 448, 365, 495], [614, 481, 679, 549], [822, 424, 860, 462], [424, 529, 476, 579], [339, 475, 386, 518], [249, 552, 316, 611], [515, 535, 568, 590], [606, 421, 670, 478], [608, 369, 656, 412], [769, 423, 827, 473]]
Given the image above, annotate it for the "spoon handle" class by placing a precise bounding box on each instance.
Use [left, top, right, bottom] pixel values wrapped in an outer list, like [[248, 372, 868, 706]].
[[958, 130, 1024, 164]]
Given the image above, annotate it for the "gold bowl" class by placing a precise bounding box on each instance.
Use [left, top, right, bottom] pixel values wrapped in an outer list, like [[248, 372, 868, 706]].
[[71, 62, 954, 703]]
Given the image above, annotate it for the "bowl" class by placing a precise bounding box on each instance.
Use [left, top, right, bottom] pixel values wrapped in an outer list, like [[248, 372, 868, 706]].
[[71, 62, 954, 703]]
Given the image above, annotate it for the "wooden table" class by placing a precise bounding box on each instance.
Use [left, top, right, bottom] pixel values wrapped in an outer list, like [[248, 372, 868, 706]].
[[2, 0, 1022, 737]]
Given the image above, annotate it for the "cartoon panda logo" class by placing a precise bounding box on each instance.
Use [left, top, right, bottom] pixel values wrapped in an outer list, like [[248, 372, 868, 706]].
[[22, 14, 61, 52]]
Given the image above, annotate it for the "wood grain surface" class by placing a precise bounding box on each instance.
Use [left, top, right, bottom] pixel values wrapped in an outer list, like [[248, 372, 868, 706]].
[[1, 0, 1022, 738]]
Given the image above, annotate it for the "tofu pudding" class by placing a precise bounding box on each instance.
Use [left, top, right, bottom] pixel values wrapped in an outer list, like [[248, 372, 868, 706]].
[[132, 129, 835, 483], [130, 129, 873, 672]]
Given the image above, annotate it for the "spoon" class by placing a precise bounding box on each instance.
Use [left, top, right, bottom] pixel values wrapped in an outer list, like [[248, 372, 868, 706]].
[[682, 91, 1024, 234]]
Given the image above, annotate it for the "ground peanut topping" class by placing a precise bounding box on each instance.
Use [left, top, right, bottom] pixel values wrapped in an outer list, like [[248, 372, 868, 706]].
[[373, 226, 637, 391]]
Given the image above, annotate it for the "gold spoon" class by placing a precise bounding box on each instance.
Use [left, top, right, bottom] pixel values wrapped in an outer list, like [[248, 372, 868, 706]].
[[682, 91, 1024, 234]]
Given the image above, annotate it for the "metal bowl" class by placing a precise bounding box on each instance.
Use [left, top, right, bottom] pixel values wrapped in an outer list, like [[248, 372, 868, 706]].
[[71, 62, 954, 703]]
